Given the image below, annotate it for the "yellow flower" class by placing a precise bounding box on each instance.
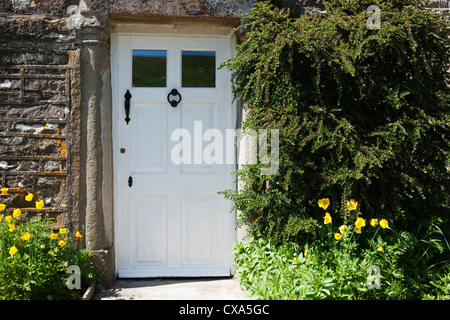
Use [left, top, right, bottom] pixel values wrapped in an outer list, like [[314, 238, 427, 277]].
[[0, 216, 2, 222], [13, 208, 21, 218], [303, 249, 311, 258], [355, 217, 366, 229], [1, 188, 8, 195], [317, 198, 330, 210], [75, 231, 82, 238], [59, 228, 67, 234], [323, 212, 332, 224], [377, 246, 383, 252], [5, 215, 12, 223], [339, 225, 348, 234], [334, 233, 342, 240], [380, 219, 389, 229], [50, 233, 58, 239], [58, 240, 66, 247], [25, 192, 34, 201], [346, 199, 358, 211], [60, 149, 67, 157], [9, 224, 16, 232], [355, 227, 362, 234], [21, 232, 31, 241], [35, 200, 44, 210], [9, 246, 18, 255], [0, 203, 5, 211], [370, 219, 379, 227]]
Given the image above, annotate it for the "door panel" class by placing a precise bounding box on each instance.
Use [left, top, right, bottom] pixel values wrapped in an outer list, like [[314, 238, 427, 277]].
[[132, 103, 168, 173], [134, 196, 168, 265], [181, 103, 216, 172], [182, 196, 216, 264], [113, 33, 236, 278]]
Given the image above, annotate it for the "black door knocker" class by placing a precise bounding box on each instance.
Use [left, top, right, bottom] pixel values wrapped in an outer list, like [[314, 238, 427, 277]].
[[167, 89, 182, 107]]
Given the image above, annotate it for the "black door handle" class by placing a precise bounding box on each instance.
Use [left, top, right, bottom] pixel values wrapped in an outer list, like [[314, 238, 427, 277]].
[[124, 89, 132, 124], [167, 89, 182, 107]]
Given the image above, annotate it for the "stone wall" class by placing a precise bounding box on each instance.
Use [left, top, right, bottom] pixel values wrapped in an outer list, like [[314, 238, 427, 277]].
[[429, 0, 450, 14], [0, 8, 79, 228]]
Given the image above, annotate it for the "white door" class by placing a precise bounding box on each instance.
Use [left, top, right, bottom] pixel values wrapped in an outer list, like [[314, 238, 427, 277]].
[[112, 33, 236, 278]]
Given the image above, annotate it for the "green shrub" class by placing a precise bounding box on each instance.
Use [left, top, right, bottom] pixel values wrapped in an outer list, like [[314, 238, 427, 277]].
[[221, 0, 450, 243], [0, 194, 101, 300]]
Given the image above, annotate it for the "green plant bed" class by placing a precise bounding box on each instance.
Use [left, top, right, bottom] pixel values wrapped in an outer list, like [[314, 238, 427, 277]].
[[234, 233, 449, 300], [233, 199, 450, 300]]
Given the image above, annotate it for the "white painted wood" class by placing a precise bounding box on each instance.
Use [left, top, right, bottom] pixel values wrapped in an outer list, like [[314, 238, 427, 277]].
[[112, 32, 236, 278]]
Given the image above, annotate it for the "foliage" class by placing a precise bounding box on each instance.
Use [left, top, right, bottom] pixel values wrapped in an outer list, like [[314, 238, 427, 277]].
[[0, 191, 101, 300], [233, 198, 450, 299], [221, 0, 450, 244]]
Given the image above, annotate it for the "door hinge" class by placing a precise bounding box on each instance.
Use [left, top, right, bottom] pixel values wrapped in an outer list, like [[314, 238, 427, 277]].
[[128, 176, 133, 187]]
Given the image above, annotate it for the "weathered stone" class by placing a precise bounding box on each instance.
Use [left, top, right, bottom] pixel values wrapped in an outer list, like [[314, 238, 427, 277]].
[[1, 0, 70, 15], [5, 104, 68, 120], [13, 160, 40, 172], [7, 174, 34, 188], [0, 52, 69, 66], [0, 49, 70, 221], [43, 160, 64, 172], [108, 0, 258, 18]]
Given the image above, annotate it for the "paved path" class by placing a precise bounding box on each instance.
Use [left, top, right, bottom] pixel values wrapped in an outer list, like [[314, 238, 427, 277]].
[[93, 277, 249, 300]]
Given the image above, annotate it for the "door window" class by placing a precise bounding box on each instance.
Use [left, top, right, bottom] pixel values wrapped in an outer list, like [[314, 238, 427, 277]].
[[132, 50, 167, 87], [182, 51, 216, 88]]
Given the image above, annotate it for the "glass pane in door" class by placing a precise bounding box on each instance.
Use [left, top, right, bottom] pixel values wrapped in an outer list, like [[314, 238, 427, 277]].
[[132, 50, 167, 87], [182, 51, 216, 88]]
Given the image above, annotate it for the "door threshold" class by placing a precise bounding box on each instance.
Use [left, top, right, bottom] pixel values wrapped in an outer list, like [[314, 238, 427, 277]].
[[117, 266, 232, 279]]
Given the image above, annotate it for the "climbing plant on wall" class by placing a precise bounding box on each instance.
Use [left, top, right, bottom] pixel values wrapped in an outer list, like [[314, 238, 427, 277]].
[[222, 0, 450, 244]]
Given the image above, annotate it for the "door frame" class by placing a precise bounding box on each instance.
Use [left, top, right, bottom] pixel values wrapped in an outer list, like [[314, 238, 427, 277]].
[[110, 24, 238, 278]]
